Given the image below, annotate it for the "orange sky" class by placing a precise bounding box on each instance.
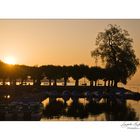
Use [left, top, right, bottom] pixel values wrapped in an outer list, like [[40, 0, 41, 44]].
[[0, 19, 140, 85]]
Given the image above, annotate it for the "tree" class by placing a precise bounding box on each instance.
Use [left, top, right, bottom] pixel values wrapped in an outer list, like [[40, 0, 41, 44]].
[[18, 65, 30, 85], [6, 64, 18, 86], [70, 64, 88, 86], [42, 65, 53, 86], [103, 67, 116, 87], [61, 66, 71, 86], [91, 24, 139, 87], [51, 66, 62, 86], [86, 66, 104, 86], [43, 65, 62, 86], [29, 66, 44, 86], [0, 61, 8, 85]]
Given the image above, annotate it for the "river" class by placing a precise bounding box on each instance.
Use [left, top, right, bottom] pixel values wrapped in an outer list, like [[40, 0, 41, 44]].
[[40, 84, 140, 121], [0, 82, 140, 121], [41, 98, 140, 121]]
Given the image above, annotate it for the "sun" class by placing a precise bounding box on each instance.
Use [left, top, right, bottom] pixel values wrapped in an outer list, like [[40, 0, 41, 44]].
[[4, 56, 16, 65]]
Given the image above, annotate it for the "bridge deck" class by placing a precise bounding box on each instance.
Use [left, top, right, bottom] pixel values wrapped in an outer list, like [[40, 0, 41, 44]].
[[0, 86, 140, 103]]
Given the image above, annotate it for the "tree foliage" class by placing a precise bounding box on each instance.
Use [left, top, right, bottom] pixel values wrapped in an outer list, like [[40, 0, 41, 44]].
[[91, 24, 139, 86]]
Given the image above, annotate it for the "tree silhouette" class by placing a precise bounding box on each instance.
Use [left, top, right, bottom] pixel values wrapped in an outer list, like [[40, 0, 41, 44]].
[[86, 66, 104, 86], [91, 24, 139, 87], [0, 61, 8, 85], [40, 65, 49, 85], [103, 67, 115, 87], [52, 66, 62, 86], [70, 64, 88, 86], [18, 65, 30, 85], [61, 66, 71, 86], [29, 66, 44, 86], [5, 64, 18, 86], [42, 65, 62, 86]]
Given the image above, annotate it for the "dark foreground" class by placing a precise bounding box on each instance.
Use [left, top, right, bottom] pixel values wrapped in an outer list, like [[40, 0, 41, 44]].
[[41, 99, 139, 121], [0, 86, 140, 121], [0, 85, 140, 102]]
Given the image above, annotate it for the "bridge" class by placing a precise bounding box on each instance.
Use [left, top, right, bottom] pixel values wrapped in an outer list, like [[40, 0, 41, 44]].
[[0, 86, 140, 104]]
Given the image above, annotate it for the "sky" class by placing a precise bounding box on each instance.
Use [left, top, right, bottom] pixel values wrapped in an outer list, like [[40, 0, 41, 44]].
[[0, 19, 140, 85]]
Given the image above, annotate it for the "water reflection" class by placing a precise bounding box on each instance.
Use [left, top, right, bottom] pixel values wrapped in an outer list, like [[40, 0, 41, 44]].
[[66, 102, 89, 119], [42, 99, 139, 121], [43, 100, 66, 119], [105, 103, 139, 121]]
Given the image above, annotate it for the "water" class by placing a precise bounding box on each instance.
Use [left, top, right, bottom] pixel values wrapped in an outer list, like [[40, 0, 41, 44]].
[[40, 84, 140, 121], [41, 98, 140, 121], [0, 82, 140, 121]]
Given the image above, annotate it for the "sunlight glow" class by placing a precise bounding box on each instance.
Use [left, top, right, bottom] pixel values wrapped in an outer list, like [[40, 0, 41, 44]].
[[4, 56, 16, 64]]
